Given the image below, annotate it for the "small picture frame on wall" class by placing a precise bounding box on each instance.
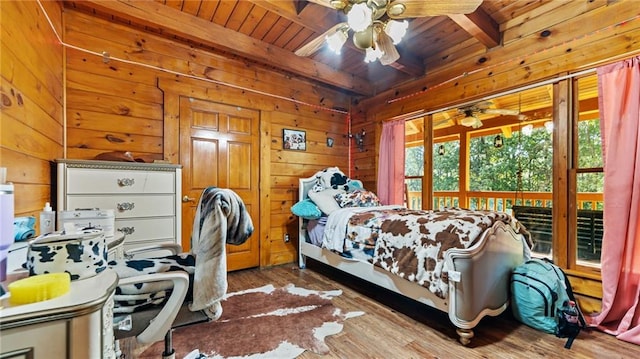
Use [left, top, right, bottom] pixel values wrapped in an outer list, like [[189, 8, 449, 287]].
[[283, 129, 306, 151]]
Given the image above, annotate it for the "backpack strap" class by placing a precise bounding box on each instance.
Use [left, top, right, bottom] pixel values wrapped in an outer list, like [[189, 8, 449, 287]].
[[556, 266, 587, 328], [541, 258, 587, 328]]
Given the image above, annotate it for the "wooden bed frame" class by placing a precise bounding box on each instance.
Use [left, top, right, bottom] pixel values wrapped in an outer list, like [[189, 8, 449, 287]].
[[297, 175, 530, 345]]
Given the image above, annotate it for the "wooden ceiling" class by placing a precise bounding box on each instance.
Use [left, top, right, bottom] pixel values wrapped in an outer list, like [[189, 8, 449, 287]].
[[64, 0, 552, 97]]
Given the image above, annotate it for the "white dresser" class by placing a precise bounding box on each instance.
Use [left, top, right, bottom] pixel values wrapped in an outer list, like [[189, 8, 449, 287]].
[[56, 159, 182, 256]]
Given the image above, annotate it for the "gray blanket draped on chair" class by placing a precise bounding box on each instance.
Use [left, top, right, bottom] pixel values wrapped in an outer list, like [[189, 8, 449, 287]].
[[109, 187, 253, 319], [189, 187, 254, 316]]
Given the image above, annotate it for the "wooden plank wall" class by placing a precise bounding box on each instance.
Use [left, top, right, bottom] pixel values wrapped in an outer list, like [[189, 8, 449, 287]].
[[62, 10, 353, 266], [0, 1, 63, 220]]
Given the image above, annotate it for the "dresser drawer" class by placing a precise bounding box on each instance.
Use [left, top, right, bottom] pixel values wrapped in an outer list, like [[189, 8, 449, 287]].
[[115, 217, 175, 243], [67, 195, 175, 218], [66, 168, 175, 194]]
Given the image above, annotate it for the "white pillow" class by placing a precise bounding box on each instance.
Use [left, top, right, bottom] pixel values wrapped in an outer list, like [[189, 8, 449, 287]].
[[308, 188, 344, 215]]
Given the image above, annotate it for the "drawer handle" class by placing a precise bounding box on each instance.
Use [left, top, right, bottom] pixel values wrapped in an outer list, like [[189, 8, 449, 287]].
[[117, 202, 135, 211], [117, 178, 135, 187], [118, 227, 135, 235]]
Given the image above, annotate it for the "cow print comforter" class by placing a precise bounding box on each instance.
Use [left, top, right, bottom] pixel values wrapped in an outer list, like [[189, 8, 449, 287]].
[[323, 207, 530, 299]]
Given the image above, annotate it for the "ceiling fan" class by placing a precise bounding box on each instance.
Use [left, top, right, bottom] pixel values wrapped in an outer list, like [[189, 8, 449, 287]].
[[295, 0, 483, 65], [454, 101, 522, 129]]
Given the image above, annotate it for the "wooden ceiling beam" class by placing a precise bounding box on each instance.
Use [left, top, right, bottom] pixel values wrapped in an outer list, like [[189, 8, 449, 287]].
[[448, 6, 500, 49], [294, 0, 309, 14], [250, 0, 340, 31], [389, 47, 426, 77], [81, 0, 373, 95]]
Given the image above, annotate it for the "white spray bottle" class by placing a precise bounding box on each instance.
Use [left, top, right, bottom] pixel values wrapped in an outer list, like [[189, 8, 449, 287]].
[[39, 202, 56, 234]]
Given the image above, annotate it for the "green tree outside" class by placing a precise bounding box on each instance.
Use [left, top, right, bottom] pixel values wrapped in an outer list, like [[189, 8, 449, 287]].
[[404, 119, 603, 201]]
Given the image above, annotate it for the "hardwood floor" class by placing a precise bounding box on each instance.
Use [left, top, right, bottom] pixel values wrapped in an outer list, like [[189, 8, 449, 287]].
[[124, 261, 639, 358]]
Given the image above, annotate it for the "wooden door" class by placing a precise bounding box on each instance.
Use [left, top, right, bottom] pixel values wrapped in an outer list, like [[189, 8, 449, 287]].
[[179, 97, 260, 271]]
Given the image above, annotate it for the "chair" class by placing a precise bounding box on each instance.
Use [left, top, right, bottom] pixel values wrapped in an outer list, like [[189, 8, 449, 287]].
[[110, 187, 254, 359]]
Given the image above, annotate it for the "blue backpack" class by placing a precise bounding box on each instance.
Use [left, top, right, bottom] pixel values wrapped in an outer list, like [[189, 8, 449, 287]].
[[510, 258, 585, 347]]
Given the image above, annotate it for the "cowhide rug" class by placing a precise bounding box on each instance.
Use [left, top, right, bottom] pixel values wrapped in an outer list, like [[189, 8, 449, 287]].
[[138, 283, 364, 359]]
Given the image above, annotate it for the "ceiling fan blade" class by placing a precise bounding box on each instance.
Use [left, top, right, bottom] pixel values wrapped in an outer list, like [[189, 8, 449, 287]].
[[474, 100, 494, 109], [294, 22, 348, 57], [433, 118, 452, 128], [387, 0, 483, 19], [378, 31, 400, 65], [306, 0, 346, 10], [482, 108, 521, 116]]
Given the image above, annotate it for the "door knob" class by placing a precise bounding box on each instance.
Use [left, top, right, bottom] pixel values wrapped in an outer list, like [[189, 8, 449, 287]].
[[183, 195, 195, 202]]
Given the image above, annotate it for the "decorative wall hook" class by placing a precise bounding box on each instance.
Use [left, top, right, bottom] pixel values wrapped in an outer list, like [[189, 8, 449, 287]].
[[349, 129, 366, 152]]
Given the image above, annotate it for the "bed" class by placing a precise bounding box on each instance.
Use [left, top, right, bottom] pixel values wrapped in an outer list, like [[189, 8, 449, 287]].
[[295, 169, 532, 345]]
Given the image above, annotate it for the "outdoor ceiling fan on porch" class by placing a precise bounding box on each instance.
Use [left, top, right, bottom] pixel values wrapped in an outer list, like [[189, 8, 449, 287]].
[[295, 0, 483, 65], [455, 101, 522, 129]]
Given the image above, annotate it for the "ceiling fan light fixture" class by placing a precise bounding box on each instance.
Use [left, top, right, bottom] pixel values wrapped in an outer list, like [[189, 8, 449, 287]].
[[352, 26, 375, 49], [347, 2, 373, 32], [460, 114, 481, 128], [329, 0, 349, 10], [326, 29, 348, 54], [387, 3, 406, 17], [384, 20, 408, 44], [364, 46, 383, 63]]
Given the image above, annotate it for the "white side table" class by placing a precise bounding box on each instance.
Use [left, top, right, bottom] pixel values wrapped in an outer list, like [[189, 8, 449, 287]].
[[0, 269, 119, 358]]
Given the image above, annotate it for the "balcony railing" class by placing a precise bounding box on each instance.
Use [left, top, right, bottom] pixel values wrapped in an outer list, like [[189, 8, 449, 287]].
[[406, 190, 603, 212], [406, 189, 604, 264]]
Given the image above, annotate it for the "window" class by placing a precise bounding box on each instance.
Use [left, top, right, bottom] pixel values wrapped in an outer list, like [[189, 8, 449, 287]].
[[405, 145, 424, 209], [571, 74, 604, 270], [433, 139, 460, 209], [405, 117, 424, 209], [403, 71, 605, 302]]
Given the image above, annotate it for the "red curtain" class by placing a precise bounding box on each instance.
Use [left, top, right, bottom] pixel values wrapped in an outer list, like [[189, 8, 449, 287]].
[[587, 56, 640, 345]]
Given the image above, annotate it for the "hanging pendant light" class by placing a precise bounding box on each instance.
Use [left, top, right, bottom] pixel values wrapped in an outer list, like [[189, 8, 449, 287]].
[[438, 144, 445, 156], [494, 134, 504, 148]]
